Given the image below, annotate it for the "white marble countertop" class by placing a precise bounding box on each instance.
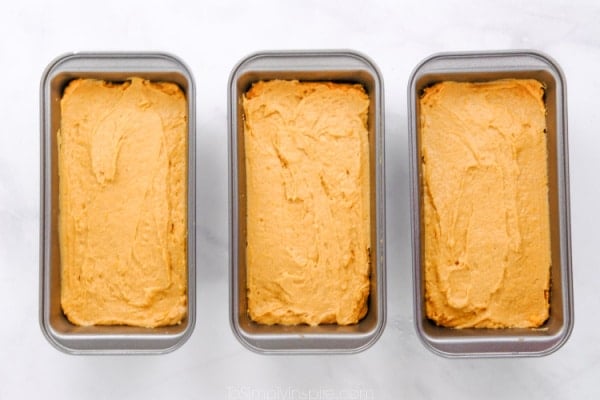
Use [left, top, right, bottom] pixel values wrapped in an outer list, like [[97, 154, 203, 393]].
[[1, 0, 598, 398]]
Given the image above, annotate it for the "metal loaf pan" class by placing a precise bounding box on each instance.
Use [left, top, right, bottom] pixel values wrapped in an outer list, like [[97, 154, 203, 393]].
[[39, 52, 196, 354], [408, 50, 573, 357], [228, 50, 386, 354]]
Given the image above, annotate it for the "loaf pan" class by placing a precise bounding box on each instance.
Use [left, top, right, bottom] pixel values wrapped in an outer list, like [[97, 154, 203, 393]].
[[408, 50, 573, 357], [228, 50, 386, 354], [39, 52, 196, 354]]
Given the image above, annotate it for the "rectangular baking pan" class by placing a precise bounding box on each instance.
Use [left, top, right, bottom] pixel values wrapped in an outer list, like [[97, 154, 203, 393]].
[[408, 50, 573, 357], [39, 52, 196, 354], [228, 50, 386, 354]]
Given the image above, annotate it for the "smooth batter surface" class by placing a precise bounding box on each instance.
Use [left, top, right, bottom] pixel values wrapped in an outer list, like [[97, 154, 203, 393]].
[[243, 80, 371, 326], [59, 77, 187, 328], [420, 79, 551, 328]]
